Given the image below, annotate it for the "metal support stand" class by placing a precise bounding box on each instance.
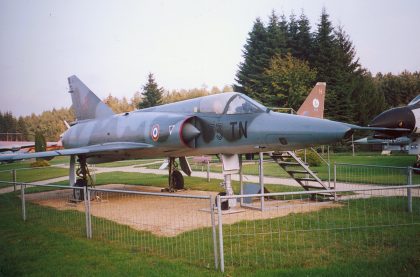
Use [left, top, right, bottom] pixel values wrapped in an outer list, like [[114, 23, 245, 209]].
[[223, 173, 236, 207], [221, 154, 239, 207]]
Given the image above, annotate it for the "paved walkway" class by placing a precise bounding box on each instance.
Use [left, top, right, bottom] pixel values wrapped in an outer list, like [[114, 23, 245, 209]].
[[1, 163, 419, 198]]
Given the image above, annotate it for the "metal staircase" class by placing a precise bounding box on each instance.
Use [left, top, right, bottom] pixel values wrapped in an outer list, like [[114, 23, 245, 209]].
[[270, 151, 336, 199]]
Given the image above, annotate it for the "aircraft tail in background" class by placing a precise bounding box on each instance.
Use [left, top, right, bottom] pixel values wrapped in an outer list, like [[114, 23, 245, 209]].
[[68, 75, 114, 121], [297, 82, 326, 119]]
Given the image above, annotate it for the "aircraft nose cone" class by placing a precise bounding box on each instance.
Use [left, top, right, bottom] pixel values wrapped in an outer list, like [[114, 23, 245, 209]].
[[182, 123, 201, 142], [370, 106, 415, 131]]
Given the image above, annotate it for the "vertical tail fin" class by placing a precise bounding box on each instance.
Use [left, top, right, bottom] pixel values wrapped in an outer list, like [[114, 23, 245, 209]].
[[297, 82, 326, 119], [68, 75, 114, 121]]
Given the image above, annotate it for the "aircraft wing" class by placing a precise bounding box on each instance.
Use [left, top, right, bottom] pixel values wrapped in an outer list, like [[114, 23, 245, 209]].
[[0, 142, 153, 162]]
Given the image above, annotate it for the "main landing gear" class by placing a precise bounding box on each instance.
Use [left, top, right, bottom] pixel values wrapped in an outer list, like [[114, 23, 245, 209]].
[[413, 154, 420, 174], [162, 157, 184, 192], [73, 156, 93, 201]]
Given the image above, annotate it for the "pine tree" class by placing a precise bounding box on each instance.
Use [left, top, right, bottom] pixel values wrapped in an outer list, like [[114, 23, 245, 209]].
[[312, 8, 340, 119], [138, 73, 164, 109], [266, 11, 287, 58], [16, 117, 29, 141], [234, 18, 270, 99], [287, 13, 299, 56], [333, 26, 363, 122], [313, 8, 337, 84], [295, 11, 313, 62]]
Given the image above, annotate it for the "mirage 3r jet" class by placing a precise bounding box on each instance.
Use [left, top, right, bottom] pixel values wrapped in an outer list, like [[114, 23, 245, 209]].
[[0, 76, 405, 196]]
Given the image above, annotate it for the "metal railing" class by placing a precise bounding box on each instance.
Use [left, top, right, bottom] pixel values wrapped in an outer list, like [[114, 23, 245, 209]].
[[1, 162, 420, 273]]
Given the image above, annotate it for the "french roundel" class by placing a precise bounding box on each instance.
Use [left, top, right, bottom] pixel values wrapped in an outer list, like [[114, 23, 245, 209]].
[[151, 124, 160, 141], [312, 98, 320, 109]]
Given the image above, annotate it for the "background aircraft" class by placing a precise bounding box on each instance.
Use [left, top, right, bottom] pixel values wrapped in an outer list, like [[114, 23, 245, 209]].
[[355, 95, 420, 165], [0, 141, 62, 154]]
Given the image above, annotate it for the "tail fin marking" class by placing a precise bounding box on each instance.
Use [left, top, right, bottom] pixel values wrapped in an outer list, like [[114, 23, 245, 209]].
[[297, 82, 326, 119]]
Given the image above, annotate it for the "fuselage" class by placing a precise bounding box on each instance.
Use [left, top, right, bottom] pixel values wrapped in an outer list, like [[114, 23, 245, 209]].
[[62, 98, 352, 163]]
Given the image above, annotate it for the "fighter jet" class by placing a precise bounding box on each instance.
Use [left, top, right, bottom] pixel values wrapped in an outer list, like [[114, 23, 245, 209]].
[[354, 95, 420, 164], [0, 76, 404, 195]]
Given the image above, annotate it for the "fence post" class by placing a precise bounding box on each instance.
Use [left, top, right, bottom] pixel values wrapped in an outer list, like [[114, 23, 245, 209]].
[[407, 167, 412, 213], [259, 152, 265, 211], [209, 196, 218, 270], [83, 186, 92, 238], [12, 169, 16, 192], [207, 161, 210, 182], [216, 195, 225, 272], [87, 187, 92, 238], [21, 183, 26, 221]]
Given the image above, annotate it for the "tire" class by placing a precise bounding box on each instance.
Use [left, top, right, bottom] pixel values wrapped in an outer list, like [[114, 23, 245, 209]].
[[172, 170, 184, 190], [73, 178, 86, 201], [215, 192, 229, 210], [413, 162, 420, 174]]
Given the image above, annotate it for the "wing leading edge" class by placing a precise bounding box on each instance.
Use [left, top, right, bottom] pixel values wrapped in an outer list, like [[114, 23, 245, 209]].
[[0, 142, 153, 162]]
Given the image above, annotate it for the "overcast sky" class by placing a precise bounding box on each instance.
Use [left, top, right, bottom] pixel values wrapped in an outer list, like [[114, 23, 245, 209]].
[[1, 0, 419, 116]]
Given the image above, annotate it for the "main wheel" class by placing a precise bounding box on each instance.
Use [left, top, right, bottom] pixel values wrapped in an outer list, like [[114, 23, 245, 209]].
[[172, 170, 184, 190], [215, 192, 229, 210], [73, 178, 86, 201]]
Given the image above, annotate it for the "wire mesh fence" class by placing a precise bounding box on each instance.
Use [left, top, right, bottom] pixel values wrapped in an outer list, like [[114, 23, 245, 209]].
[[217, 185, 420, 272], [334, 163, 409, 189], [2, 161, 420, 273], [88, 187, 217, 269], [21, 184, 88, 238]]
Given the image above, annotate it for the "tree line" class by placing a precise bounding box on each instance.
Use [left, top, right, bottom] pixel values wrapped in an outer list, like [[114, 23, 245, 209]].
[[0, 74, 232, 141], [1, 8, 418, 142], [234, 9, 420, 124]]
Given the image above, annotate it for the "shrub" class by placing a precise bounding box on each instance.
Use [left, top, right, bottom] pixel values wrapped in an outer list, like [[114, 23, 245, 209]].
[[296, 150, 322, 167], [30, 159, 50, 167]]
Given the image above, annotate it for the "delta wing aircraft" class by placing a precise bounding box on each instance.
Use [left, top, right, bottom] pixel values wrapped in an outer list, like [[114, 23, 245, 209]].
[[355, 95, 420, 165], [0, 76, 407, 199]]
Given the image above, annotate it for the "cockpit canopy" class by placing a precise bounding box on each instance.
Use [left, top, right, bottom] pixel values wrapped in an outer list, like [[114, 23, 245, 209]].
[[138, 92, 268, 114], [408, 95, 420, 106]]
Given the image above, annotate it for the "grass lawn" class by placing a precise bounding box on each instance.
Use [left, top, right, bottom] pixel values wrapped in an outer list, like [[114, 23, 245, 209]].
[[1, 191, 419, 276], [0, 192, 219, 277], [189, 152, 417, 185], [1, 152, 419, 276], [50, 171, 302, 194], [0, 167, 68, 188], [99, 159, 165, 168]]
